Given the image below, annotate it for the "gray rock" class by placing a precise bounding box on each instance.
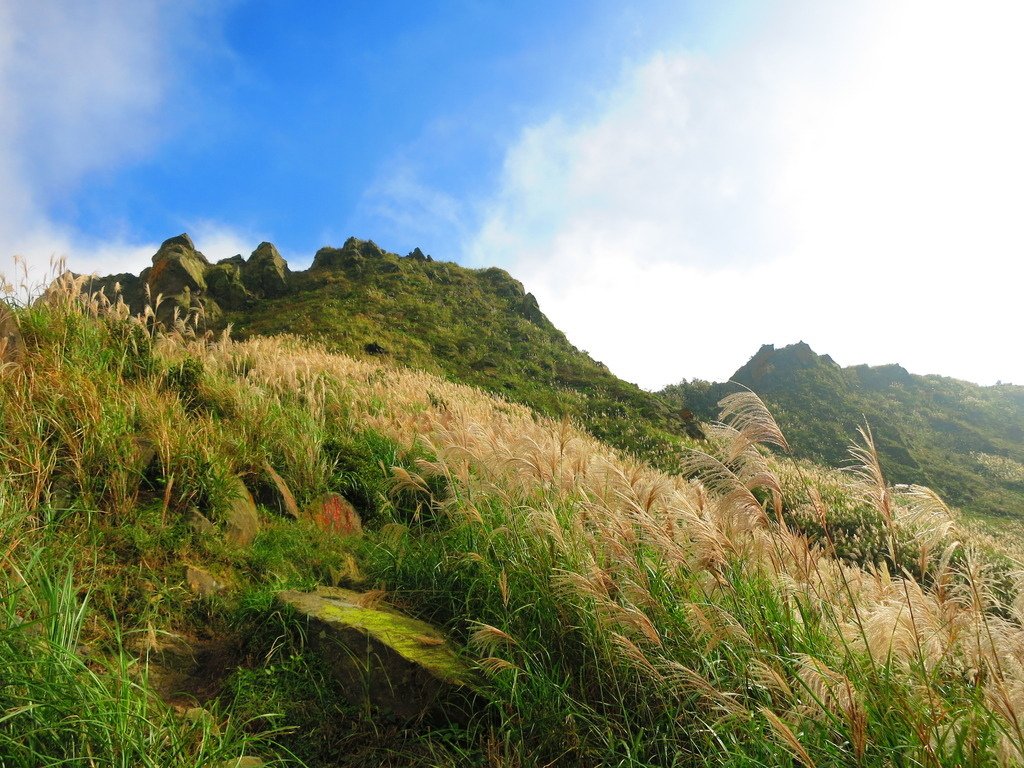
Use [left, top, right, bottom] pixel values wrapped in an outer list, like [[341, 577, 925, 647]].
[[222, 475, 260, 546], [205, 262, 251, 310], [145, 234, 211, 325], [242, 242, 289, 298]]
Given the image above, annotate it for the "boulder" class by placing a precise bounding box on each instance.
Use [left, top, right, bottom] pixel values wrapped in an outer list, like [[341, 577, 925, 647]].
[[242, 242, 289, 298], [205, 262, 251, 310], [144, 234, 212, 325], [277, 587, 476, 720], [148, 234, 209, 296], [0, 302, 24, 368], [185, 565, 224, 596], [221, 476, 260, 546], [305, 493, 362, 536]]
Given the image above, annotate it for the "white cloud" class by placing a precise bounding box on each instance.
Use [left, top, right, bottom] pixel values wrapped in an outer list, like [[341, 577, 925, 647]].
[[467, 1, 1024, 389], [0, 1, 236, 284], [360, 161, 469, 256]]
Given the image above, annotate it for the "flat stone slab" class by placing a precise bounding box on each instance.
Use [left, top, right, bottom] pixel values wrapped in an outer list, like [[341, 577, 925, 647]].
[[277, 587, 475, 720]]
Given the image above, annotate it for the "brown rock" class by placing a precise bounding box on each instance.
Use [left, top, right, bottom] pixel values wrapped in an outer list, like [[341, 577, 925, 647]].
[[222, 475, 260, 546], [188, 509, 217, 536], [262, 461, 299, 518], [305, 493, 362, 536], [185, 565, 224, 595]]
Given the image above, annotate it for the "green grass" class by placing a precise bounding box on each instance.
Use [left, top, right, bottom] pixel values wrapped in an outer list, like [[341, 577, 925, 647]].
[[666, 342, 1024, 525], [5, 277, 1024, 766]]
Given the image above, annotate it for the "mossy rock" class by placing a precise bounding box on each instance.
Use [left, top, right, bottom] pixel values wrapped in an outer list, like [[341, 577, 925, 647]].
[[148, 234, 209, 296], [241, 242, 289, 298], [276, 587, 477, 720], [206, 262, 252, 310]]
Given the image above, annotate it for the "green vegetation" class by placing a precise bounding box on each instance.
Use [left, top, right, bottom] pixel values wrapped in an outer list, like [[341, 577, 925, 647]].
[[88, 234, 697, 471], [7, 260, 1024, 766], [666, 341, 1024, 524]]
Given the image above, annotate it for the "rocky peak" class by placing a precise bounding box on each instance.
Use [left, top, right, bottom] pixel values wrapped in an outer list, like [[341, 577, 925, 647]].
[[311, 237, 392, 272], [242, 242, 289, 298], [406, 247, 432, 262], [732, 341, 838, 387], [142, 233, 213, 322], [158, 232, 196, 252]]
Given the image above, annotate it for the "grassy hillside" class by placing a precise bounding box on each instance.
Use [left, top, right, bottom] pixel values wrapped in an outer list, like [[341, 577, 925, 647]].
[[88, 235, 697, 470], [6, 272, 1024, 765], [665, 341, 1024, 523]]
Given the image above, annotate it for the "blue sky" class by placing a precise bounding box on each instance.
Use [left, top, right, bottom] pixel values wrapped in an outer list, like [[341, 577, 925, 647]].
[[41, 1, 718, 262], [3, 1, 1024, 389]]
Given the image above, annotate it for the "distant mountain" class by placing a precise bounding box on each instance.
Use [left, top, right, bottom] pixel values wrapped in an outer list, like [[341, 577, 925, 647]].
[[664, 342, 1024, 522], [86, 234, 701, 466]]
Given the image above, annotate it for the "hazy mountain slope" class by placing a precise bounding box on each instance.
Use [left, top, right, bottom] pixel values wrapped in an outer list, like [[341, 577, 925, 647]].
[[665, 341, 1024, 521], [87, 234, 700, 467]]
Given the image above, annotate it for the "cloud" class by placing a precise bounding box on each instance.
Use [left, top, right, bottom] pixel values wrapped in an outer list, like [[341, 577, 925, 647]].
[[467, 1, 1024, 389], [359, 160, 470, 256], [0, 1, 236, 282]]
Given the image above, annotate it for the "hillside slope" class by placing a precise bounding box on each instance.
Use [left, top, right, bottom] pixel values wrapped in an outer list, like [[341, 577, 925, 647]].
[[6, 277, 1024, 766], [665, 341, 1024, 522], [87, 234, 699, 467]]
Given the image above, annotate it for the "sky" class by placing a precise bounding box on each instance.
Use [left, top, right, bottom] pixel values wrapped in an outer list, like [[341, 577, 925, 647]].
[[2, 1, 1023, 390]]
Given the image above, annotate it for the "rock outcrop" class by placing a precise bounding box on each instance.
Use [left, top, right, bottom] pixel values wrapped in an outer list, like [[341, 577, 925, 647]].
[[277, 587, 475, 720], [220, 476, 260, 546], [242, 242, 289, 298]]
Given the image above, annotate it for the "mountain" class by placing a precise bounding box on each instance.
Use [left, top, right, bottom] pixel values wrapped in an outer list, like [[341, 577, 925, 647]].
[[664, 341, 1024, 522], [86, 234, 702, 466]]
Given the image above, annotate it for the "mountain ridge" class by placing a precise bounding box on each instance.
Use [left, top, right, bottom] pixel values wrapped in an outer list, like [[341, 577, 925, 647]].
[[86, 233, 701, 467], [665, 340, 1024, 521]]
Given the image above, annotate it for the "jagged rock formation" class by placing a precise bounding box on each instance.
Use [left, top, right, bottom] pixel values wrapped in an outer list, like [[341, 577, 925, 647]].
[[89, 234, 297, 324]]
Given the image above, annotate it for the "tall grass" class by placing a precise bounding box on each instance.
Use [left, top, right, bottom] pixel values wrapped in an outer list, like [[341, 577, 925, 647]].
[[5, 268, 1024, 765]]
